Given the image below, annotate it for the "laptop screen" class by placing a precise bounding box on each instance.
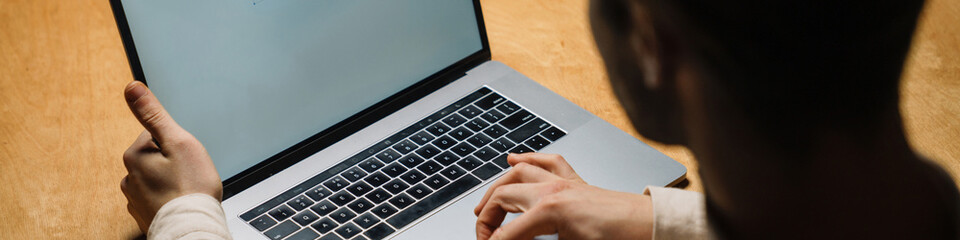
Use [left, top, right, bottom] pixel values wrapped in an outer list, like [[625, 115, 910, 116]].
[[119, 1, 483, 180]]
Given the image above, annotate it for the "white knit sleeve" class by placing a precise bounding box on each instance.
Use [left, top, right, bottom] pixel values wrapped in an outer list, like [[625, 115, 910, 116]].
[[643, 186, 716, 240], [147, 193, 232, 240]]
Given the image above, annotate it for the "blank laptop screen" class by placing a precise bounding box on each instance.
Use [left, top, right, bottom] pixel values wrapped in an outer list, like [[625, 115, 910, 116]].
[[120, 0, 483, 180]]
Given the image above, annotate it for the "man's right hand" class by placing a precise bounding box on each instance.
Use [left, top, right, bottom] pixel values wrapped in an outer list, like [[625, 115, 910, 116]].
[[474, 153, 655, 240], [120, 81, 222, 233]]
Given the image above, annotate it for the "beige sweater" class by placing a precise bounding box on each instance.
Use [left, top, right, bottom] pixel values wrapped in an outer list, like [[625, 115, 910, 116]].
[[146, 186, 711, 240]]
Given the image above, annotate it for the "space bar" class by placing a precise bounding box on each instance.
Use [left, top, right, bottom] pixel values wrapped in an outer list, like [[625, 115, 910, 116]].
[[386, 175, 482, 229]]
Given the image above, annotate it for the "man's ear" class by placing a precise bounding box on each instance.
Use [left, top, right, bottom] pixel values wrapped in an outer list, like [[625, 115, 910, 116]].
[[618, 0, 687, 145], [625, 1, 681, 96], [625, 1, 668, 91]]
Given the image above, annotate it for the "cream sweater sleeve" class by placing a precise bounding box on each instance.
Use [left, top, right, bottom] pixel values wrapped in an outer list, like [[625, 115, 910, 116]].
[[644, 186, 716, 240], [147, 193, 233, 240]]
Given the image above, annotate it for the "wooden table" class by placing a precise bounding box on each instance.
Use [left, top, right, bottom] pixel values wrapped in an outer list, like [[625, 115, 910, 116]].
[[2, 0, 957, 238]]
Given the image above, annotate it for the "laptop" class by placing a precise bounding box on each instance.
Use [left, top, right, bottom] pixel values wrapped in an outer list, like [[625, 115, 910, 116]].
[[109, 1, 686, 239]]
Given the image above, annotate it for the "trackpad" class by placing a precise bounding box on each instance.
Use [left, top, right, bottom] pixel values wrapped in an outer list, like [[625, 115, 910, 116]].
[[391, 182, 558, 240]]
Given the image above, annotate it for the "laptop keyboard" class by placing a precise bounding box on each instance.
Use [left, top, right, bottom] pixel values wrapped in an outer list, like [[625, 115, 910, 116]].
[[240, 87, 567, 240]]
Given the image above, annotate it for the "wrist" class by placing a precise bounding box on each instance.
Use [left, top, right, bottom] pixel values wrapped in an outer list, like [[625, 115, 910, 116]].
[[625, 194, 655, 240]]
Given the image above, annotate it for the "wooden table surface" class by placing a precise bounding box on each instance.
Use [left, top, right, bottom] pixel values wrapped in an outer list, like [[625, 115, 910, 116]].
[[1, 0, 957, 238]]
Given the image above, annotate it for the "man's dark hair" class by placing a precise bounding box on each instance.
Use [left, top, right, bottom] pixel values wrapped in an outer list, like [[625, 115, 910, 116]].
[[599, 0, 926, 144]]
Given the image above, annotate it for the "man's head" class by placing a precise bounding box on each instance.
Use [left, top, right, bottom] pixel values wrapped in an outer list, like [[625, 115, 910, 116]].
[[588, 0, 926, 147]]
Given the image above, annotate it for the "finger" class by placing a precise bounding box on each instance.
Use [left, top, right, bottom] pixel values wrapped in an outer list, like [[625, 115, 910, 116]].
[[475, 163, 561, 215], [476, 183, 543, 240], [120, 176, 129, 193], [507, 153, 582, 181], [126, 202, 136, 219], [128, 202, 148, 233], [122, 131, 160, 172], [124, 81, 185, 145], [489, 207, 558, 240]]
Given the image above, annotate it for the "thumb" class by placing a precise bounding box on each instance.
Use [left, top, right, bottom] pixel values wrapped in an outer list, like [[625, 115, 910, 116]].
[[124, 81, 185, 145]]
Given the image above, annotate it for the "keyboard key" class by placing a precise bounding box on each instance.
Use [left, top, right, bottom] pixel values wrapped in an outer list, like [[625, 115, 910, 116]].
[[431, 135, 457, 150], [409, 131, 435, 145], [466, 133, 492, 147], [330, 208, 357, 224], [287, 195, 314, 211], [399, 155, 424, 168], [346, 182, 373, 196], [348, 198, 375, 213], [386, 175, 482, 229], [391, 139, 417, 154], [406, 184, 434, 199], [496, 101, 520, 115], [306, 186, 333, 201], [458, 105, 482, 118], [365, 188, 392, 204], [341, 167, 368, 182], [474, 93, 505, 110], [293, 210, 320, 226], [506, 118, 549, 143], [414, 144, 441, 159], [264, 220, 299, 240], [330, 191, 355, 206], [311, 217, 338, 234], [434, 151, 459, 166], [249, 215, 277, 231], [473, 147, 498, 161], [242, 204, 274, 222], [373, 138, 400, 156], [457, 156, 482, 171], [382, 162, 407, 178], [372, 204, 398, 219], [500, 110, 535, 129], [449, 126, 473, 141], [324, 176, 349, 192], [287, 228, 320, 240], [376, 149, 401, 163], [466, 87, 493, 101], [269, 205, 296, 221], [426, 123, 450, 136], [389, 193, 415, 209], [353, 212, 381, 229], [490, 138, 515, 152], [420, 111, 444, 127], [510, 144, 534, 154], [540, 127, 566, 141], [442, 114, 467, 128], [383, 179, 410, 195], [483, 124, 508, 138], [400, 170, 426, 185], [359, 158, 385, 173], [451, 142, 476, 157], [492, 154, 510, 168], [353, 235, 369, 240], [423, 175, 450, 190], [473, 163, 504, 180], [364, 223, 396, 240], [319, 233, 343, 240], [416, 160, 443, 175], [440, 165, 467, 180], [335, 222, 362, 239], [310, 200, 337, 216], [481, 109, 506, 123], [363, 172, 390, 187], [464, 119, 489, 132], [525, 135, 550, 150]]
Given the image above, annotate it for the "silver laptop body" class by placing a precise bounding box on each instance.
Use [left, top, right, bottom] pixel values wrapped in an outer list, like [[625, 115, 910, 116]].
[[110, 1, 686, 239]]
